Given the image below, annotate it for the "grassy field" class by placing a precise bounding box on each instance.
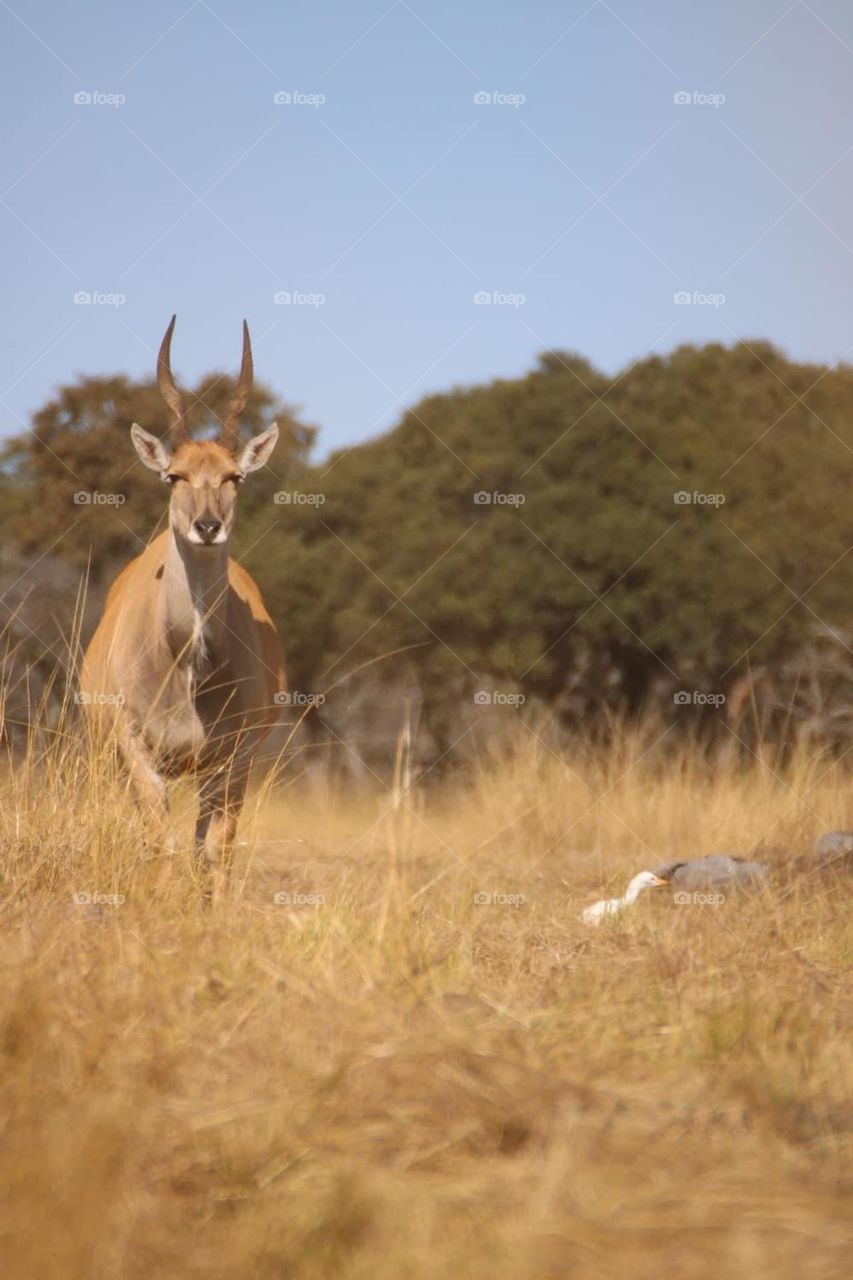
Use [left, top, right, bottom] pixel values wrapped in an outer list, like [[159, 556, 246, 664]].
[[0, 719, 850, 1278]]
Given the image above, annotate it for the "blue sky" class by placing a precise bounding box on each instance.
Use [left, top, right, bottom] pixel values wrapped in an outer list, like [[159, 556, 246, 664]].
[[3, 0, 853, 458]]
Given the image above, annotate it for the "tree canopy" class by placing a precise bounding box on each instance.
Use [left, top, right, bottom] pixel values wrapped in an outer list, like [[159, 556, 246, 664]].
[[5, 340, 853, 733], [236, 341, 853, 719], [1, 370, 315, 572]]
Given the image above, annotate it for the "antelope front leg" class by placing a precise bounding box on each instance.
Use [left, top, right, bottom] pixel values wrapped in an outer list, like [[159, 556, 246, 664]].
[[117, 722, 174, 859], [195, 767, 249, 896]]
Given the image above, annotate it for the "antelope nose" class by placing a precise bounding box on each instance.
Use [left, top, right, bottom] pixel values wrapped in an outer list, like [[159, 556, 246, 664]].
[[194, 518, 222, 541]]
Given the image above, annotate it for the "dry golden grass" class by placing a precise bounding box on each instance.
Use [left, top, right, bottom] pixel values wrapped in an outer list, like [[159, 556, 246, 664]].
[[0, 713, 851, 1278]]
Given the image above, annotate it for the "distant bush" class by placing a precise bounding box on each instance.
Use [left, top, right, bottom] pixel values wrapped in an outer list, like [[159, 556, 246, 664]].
[[239, 341, 853, 732], [6, 341, 853, 749], [1, 370, 315, 571]]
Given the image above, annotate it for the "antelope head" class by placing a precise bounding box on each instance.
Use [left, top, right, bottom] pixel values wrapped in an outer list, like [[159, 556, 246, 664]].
[[130, 315, 278, 548]]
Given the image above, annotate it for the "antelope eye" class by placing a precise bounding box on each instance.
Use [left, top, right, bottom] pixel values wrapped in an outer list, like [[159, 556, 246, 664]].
[[164, 473, 183, 486], [226, 474, 244, 486]]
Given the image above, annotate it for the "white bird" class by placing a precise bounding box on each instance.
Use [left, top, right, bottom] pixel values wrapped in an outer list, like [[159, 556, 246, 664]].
[[582, 870, 668, 926]]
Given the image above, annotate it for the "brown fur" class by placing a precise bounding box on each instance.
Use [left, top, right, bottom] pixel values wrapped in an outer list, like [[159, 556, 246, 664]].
[[81, 328, 284, 881]]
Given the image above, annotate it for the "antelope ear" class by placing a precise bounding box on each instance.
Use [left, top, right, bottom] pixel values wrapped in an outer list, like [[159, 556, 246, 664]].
[[131, 423, 171, 473], [238, 422, 279, 474]]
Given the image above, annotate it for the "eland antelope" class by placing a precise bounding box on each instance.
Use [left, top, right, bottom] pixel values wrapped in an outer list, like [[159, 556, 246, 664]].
[[81, 316, 286, 875]]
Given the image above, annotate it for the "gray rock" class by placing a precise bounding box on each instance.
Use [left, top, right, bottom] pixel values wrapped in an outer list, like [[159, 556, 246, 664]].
[[813, 832, 853, 866], [650, 854, 769, 889]]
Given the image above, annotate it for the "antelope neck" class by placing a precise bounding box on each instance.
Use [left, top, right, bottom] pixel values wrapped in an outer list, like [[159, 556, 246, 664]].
[[162, 528, 230, 664]]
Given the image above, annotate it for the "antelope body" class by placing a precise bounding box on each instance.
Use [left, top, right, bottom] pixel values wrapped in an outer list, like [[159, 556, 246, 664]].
[[81, 317, 285, 872]]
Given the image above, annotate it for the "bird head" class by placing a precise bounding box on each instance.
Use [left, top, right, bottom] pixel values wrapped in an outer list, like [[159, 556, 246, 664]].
[[628, 871, 669, 894]]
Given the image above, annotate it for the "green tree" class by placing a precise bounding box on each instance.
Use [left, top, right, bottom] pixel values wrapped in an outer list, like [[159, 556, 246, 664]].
[[1, 371, 315, 574], [239, 342, 853, 722]]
